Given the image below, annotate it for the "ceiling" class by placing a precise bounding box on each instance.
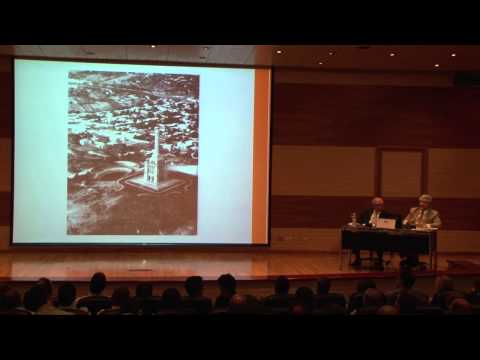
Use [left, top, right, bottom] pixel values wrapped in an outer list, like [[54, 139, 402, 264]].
[[1, 45, 480, 72]]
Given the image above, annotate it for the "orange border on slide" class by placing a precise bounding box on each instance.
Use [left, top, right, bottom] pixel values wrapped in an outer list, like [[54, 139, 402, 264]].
[[251, 69, 271, 244]]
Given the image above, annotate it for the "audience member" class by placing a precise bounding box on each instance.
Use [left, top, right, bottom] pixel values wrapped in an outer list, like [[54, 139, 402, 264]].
[[353, 288, 385, 315], [263, 276, 293, 308], [449, 298, 473, 314], [315, 278, 346, 309], [466, 279, 480, 305], [0, 287, 30, 315], [183, 276, 212, 314], [132, 282, 158, 315], [385, 271, 429, 306], [56, 283, 87, 315], [99, 287, 132, 315], [215, 274, 237, 309], [348, 278, 376, 313], [24, 285, 71, 315], [76, 272, 111, 315], [430, 276, 464, 310], [159, 288, 184, 314], [294, 287, 315, 313], [376, 305, 400, 315], [396, 291, 418, 315]]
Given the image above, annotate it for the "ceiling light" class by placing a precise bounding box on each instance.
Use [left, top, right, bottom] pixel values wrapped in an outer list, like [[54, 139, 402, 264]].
[[318, 61, 324, 65], [275, 50, 283, 54], [434, 64, 440, 68], [389, 52, 396, 57], [328, 51, 335, 56], [451, 53, 456, 57], [150, 45, 156, 48]]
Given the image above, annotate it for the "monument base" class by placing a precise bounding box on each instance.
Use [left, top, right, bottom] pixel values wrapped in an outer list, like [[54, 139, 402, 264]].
[[125, 175, 185, 193]]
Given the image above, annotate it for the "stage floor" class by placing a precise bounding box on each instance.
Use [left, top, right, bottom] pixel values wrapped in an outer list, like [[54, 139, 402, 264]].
[[1, 251, 480, 282]]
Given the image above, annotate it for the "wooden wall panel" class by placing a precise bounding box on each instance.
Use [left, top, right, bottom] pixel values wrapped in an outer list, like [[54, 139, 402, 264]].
[[272, 146, 375, 196], [0, 226, 9, 250], [432, 88, 480, 148], [429, 148, 480, 198], [437, 230, 480, 253], [0, 192, 11, 227], [270, 227, 340, 252], [0, 138, 11, 191], [381, 151, 422, 197], [273, 83, 436, 147], [270, 196, 480, 231], [0, 71, 12, 138]]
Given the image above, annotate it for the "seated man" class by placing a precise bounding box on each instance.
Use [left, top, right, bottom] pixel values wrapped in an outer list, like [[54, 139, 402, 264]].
[[262, 276, 294, 309], [352, 197, 400, 269], [182, 276, 212, 314], [401, 194, 442, 268], [314, 278, 346, 309]]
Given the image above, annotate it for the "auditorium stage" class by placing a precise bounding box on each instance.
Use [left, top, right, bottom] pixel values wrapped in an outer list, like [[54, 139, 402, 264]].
[[1, 250, 480, 283]]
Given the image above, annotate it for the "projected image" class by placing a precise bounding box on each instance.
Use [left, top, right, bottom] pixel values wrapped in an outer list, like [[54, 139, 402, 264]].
[[67, 71, 199, 235]]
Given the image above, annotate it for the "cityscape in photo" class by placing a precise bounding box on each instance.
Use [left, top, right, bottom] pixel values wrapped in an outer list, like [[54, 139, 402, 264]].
[[67, 70, 199, 236]]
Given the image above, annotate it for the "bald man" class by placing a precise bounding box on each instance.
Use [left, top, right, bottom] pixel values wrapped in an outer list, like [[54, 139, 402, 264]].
[[351, 197, 401, 269]]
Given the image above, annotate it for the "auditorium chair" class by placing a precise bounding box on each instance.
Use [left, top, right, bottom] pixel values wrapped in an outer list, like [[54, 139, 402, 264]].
[[262, 294, 295, 308], [315, 293, 347, 309], [181, 297, 213, 314], [76, 296, 112, 316], [135, 296, 163, 315], [415, 306, 445, 315]]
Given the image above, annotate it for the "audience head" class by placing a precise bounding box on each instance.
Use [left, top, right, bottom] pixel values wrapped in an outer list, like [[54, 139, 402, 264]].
[[23, 285, 48, 312], [399, 270, 416, 290], [295, 287, 315, 310], [449, 298, 472, 314], [291, 303, 307, 315], [111, 287, 131, 310], [363, 288, 385, 308], [316, 278, 331, 295], [89, 272, 107, 295], [185, 276, 204, 298], [162, 288, 182, 310], [377, 305, 400, 315], [57, 283, 76, 307], [136, 283, 153, 299], [37, 277, 53, 299], [218, 274, 236, 296], [0, 288, 21, 310], [274, 276, 290, 296], [395, 291, 418, 314], [473, 279, 480, 292], [229, 294, 247, 313], [357, 278, 376, 293], [435, 276, 454, 293]]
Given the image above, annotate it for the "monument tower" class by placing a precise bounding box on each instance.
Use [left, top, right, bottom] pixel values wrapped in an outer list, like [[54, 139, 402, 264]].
[[144, 127, 168, 186]]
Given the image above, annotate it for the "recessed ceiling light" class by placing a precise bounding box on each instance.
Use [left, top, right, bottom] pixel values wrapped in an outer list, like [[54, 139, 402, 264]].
[[150, 45, 156, 48], [275, 50, 283, 54], [434, 64, 440, 68], [451, 53, 457, 57], [318, 61, 324, 65], [389, 52, 396, 57], [328, 51, 335, 56]]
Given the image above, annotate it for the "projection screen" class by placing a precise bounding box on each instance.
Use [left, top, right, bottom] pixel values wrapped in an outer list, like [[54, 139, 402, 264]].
[[12, 59, 271, 245]]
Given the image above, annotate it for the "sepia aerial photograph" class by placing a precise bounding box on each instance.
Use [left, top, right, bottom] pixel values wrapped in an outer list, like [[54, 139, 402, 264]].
[[67, 70, 199, 236]]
